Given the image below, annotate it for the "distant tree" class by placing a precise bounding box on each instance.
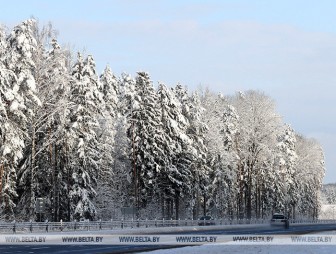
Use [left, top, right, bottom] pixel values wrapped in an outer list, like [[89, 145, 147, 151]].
[[294, 135, 325, 219], [321, 184, 336, 205]]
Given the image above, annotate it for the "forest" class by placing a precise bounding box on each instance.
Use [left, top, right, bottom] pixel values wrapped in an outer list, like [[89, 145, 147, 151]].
[[0, 19, 325, 222]]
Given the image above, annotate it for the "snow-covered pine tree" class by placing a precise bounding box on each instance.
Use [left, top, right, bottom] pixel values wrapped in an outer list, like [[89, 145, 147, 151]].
[[108, 72, 137, 217], [173, 84, 205, 219], [110, 116, 133, 219], [44, 39, 72, 222], [0, 26, 21, 220], [201, 91, 226, 218], [171, 87, 194, 189], [6, 19, 40, 109], [16, 25, 60, 221], [128, 72, 164, 214], [68, 53, 103, 220], [294, 135, 325, 219], [157, 83, 193, 219], [221, 105, 239, 151], [95, 65, 119, 219], [14, 22, 72, 222], [209, 103, 239, 219], [118, 72, 136, 118], [4, 19, 41, 220], [274, 124, 297, 218], [201, 90, 227, 157], [100, 66, 118, 118], [185, 91, 210, 218]]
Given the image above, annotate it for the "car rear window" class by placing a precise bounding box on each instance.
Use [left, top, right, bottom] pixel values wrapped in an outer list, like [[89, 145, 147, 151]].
[[273, 215, 285, 219]]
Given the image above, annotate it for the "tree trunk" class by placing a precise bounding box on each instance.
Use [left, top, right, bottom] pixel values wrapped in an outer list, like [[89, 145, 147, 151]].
[[246, 164, 252, 220], [0, 164, 3, 205], [203, 193, 206, 216], [66, 143, 71, 222], [161, 195, 165, 219], [53, 144, 59, 222], [175, 193, 179, 220], [31, 123, 36, 219], [238, 164, 244, 219]]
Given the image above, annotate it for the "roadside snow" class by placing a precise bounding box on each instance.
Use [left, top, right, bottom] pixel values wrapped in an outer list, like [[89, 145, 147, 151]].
[[141, 245, 335, 254], [141, 231, 336, 254]]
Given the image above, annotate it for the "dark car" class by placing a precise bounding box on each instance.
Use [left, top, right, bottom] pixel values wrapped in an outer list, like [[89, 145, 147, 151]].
[[198, 216, 215, 226], [270, 213, 289, 228]]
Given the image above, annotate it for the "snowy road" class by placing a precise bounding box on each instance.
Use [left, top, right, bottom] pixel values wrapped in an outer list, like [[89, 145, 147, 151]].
[[141, 230, 336, 254], [142, 230, 336, 254], [1, 241, 334, 254], [1, 224, 336, 253], [142, 244, 335, 254]]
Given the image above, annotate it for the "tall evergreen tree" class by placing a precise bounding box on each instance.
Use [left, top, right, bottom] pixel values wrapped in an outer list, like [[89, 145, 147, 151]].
[[128, 72, 164, 212], [186, 91, 209, 217], [0, 116, 20, 220], [95, 65, 119, 219], [274, 124, 297, 217], [157, 83, 193, 219], [4, 19, 41, 220], [100, 66, 118, 117], [110, 116, 132, 218], [68, 53, 103, 220], [0, 26, 21, 220], [171, 87, 210, 218], [209, 104, 239, 218], [41, 38, 72, 222]]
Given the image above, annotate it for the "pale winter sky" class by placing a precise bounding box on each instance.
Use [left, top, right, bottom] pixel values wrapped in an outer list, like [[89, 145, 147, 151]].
[[2, 0, 335, 183]]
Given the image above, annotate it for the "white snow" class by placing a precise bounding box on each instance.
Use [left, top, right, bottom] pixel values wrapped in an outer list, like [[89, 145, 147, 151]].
[[26, 76, 36, 90], [8, 225, 336, 254], [137, 230, 336, 254], [141, 244, 335, 254], [2, 145, 11, 156], [9, 100, 18, 112], [319, 204, 336, 219]]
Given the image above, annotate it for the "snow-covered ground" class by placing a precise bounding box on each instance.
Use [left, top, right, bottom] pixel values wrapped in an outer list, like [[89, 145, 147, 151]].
[[142, 245, 334, 254], [142, 231, 336, 254]]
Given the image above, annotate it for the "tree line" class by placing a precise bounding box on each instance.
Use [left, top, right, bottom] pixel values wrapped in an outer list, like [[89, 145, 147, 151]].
[[0, 19, 325, 222]]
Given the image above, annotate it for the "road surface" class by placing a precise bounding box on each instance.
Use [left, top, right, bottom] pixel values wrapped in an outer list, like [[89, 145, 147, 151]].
[[1, 223, 336, 254]]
